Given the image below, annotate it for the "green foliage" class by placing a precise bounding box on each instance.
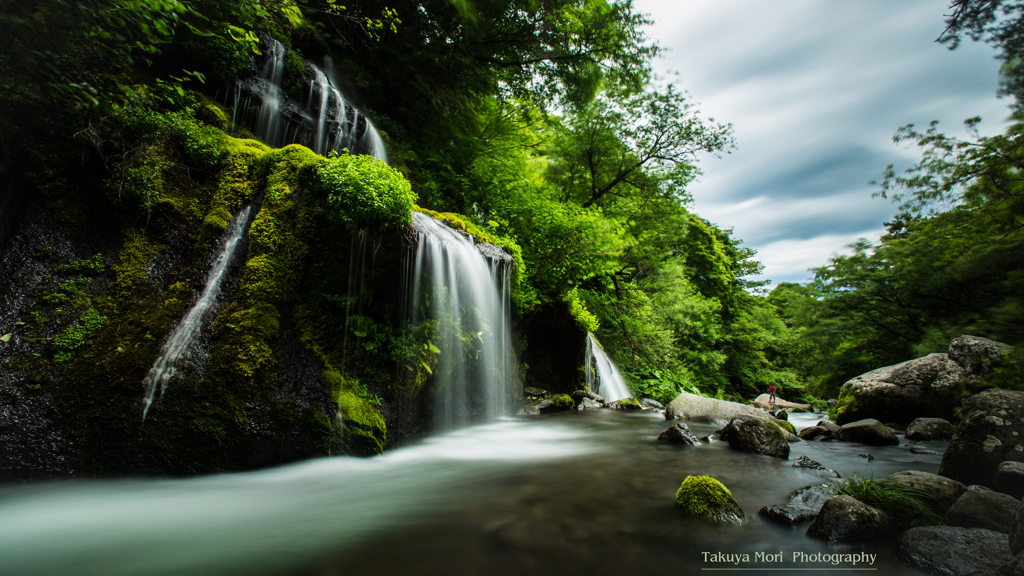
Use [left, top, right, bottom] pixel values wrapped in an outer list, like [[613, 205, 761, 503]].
[[313, 154, 416, 232], [674, 475, 744, 523], [834, 474, 943, 529], [563, 288, 599, 333]]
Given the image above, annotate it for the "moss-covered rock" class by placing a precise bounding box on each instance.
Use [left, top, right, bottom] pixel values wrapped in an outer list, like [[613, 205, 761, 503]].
[[675, 475, 745, 523]]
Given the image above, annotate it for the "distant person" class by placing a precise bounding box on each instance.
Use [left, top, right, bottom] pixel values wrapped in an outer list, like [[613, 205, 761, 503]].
[[768, 385, 776, 404]]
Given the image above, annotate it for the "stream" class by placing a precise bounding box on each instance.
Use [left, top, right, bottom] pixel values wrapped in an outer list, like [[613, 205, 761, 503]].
[[0, 410, 946, 576]]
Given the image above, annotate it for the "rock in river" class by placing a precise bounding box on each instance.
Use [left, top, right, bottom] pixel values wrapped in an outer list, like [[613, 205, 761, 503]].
[[759, 483, 833, 524], [658, 423, 700, 445], [674, 475, 744, 524], [939, 389, 1024, 488], [944, 485, 1019, 534], [880, 470, 966, 515], [839, 418, 899, 446], [906, 417, 954, 441], [996, 461, 1024, 500], [664, 392, 769, 425], [721, 415, 789, 459], [806, 495, 895, 542], [896, 526, 1012, 576]]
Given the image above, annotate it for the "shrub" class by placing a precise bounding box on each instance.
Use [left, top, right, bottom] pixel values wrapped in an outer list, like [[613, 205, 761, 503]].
[[312, 154, 415, 232]]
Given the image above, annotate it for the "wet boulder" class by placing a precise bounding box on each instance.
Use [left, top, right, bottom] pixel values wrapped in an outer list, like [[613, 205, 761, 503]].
[[948, 335, 1010, 378], [880, 471, 967, 515], [839, 418, 899, 446], [906, 417, 954, 441], [939, 389, 1024, 488], [605, 398, 643, 410], [751, 395, 813, 412], [798, 421, 842, 441], [791, 455, 841, 478], [996, 462, 1024, 500], [944, 485, 1019, 534], [806, 495, 895, 542], [570, 390, 604, 405], [674, 475, 744, 524], [834, 352, 967, 425], [758, 483, 833, 524], [537, 394, 574, 413], [896, 526, 1012, 576], [658, 423, 701, 445], [721, 415, 790, 459], [576, 397, 603, 411], [523, 387, 548, 399], [664, 392, 770, 425], [640, 398, 664, 410]]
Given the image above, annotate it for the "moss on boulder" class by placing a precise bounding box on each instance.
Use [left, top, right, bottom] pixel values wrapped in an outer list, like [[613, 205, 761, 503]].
[[675, 475, 745, 523]]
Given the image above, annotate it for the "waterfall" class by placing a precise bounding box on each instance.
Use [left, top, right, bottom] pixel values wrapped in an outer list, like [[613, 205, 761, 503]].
[[141, 206, 253, 419], [585, 333, 632, 402], [407, 213, 515, 428], [231, 40, 388, 162]]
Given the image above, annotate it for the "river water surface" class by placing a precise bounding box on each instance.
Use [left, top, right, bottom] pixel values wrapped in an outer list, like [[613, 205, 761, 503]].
[[0, 410, 947, 576]]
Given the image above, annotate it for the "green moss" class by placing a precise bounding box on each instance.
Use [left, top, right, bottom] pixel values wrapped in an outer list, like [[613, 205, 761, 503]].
[[193, 93, 230, 130], [831, 390, 859, 422], [338, 387, 386, 456], [674, 475, 745, 523], [552, 393, 574, 409], [774, 419, 796, 435], [616, 397, 642, 409], [52, 306, 105, 362]]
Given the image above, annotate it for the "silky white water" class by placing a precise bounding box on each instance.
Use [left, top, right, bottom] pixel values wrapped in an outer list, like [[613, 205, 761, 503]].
[[408, 213, 515, 428], [254, 39, 286, 147], [585, 333, 632, 402], [141, 206, 252, 418]]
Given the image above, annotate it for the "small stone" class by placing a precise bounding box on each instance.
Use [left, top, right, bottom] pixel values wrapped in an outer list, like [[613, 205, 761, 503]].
[[911, 446, 940, 455]]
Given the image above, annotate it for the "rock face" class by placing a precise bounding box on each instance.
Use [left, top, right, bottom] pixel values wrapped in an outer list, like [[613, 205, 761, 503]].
[[664, 392, 770, 425], [944, 485, 1019, 534], [880, 471, 967, 514], [674, 475, 744, 524], [906, 417, 954, 441], [896, 526, 1012, 576], [658, 423, 701, 445], [996, 462, 1024, 500], [949, 335, 1010, 378], [721, 415, 790, 459], [806, 495, 894, 542], [758, 484, 833, 524], [834, 353, 967, 425], [939, 389, 1024, 488], [839, 419, 900, 446]]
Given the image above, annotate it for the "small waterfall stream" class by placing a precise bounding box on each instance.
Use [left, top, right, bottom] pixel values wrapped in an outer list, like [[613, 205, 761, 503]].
[[141, 206, 253, 418], [407, 213, 515, 428], [585, 333, 632, 402], [232, 39, 388, 162]]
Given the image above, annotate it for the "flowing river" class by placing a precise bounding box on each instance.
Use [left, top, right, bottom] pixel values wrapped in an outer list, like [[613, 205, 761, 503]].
[[0, 411, 946, 576]]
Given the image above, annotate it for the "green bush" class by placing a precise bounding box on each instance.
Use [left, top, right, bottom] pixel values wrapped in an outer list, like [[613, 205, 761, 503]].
[[312, 154, 416, 232]]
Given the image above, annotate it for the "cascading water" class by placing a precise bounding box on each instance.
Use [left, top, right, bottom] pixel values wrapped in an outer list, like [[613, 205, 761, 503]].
[[231, 39, 388, 162], [585, 333, 632, 402], [141, 206, 253, 418], [407, 213, 515, 428]]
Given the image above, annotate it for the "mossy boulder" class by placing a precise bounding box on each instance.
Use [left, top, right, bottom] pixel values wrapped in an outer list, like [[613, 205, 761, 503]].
[[721, 414, 790, 459], [939, 389, 1024, 488], [674, 475, 744, 524], [537, 394, 574, 413], [607, 397, 643, 410], [807, 495, 896, 542]]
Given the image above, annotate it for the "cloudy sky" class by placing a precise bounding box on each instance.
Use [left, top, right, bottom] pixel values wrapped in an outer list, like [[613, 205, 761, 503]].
[[632, 0, 1012, 288]]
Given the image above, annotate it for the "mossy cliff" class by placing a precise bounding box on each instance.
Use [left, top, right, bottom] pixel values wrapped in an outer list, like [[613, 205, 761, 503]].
[[0, 102, 434, 479]]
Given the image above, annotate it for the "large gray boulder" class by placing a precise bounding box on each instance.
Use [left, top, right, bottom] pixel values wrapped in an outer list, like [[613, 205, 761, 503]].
[[758, 483, 833, 524], [996, 462, 1024, 500], [806, 495, 895, 542], [939, 389, 1024, 488], [944, 485, 1019, 534], [880, 471, 967, 515], [720, 414, 790, 459], [834, 353, 967, 425], [949, 335, 1010, 378], [664, 392, 770, 425], [906, 417, 955, 441], [798, 421, 842, 441], [896, 526, 1012, 576], [840, 418, 900, 446]]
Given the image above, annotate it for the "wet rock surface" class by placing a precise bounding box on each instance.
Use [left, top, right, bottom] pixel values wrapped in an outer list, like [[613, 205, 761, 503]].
[[906, 417, 954, 441], [881, 471, 967, 515], [806, 495, 895, 542], [798, 421, 842, 441], [576, 397, 602, 411], [758, 483, 833, 524], [664, 392, 770, 425], [840, 418, 900, 446], [658, 423, 700, 445], [791, 455, 841, 477], [940, 389, 1024, 488], [721, 414, 790, 459], [949, 335, 1010, 378], [896, 526, 1012, 576], [944, 485, 1019, 534]]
